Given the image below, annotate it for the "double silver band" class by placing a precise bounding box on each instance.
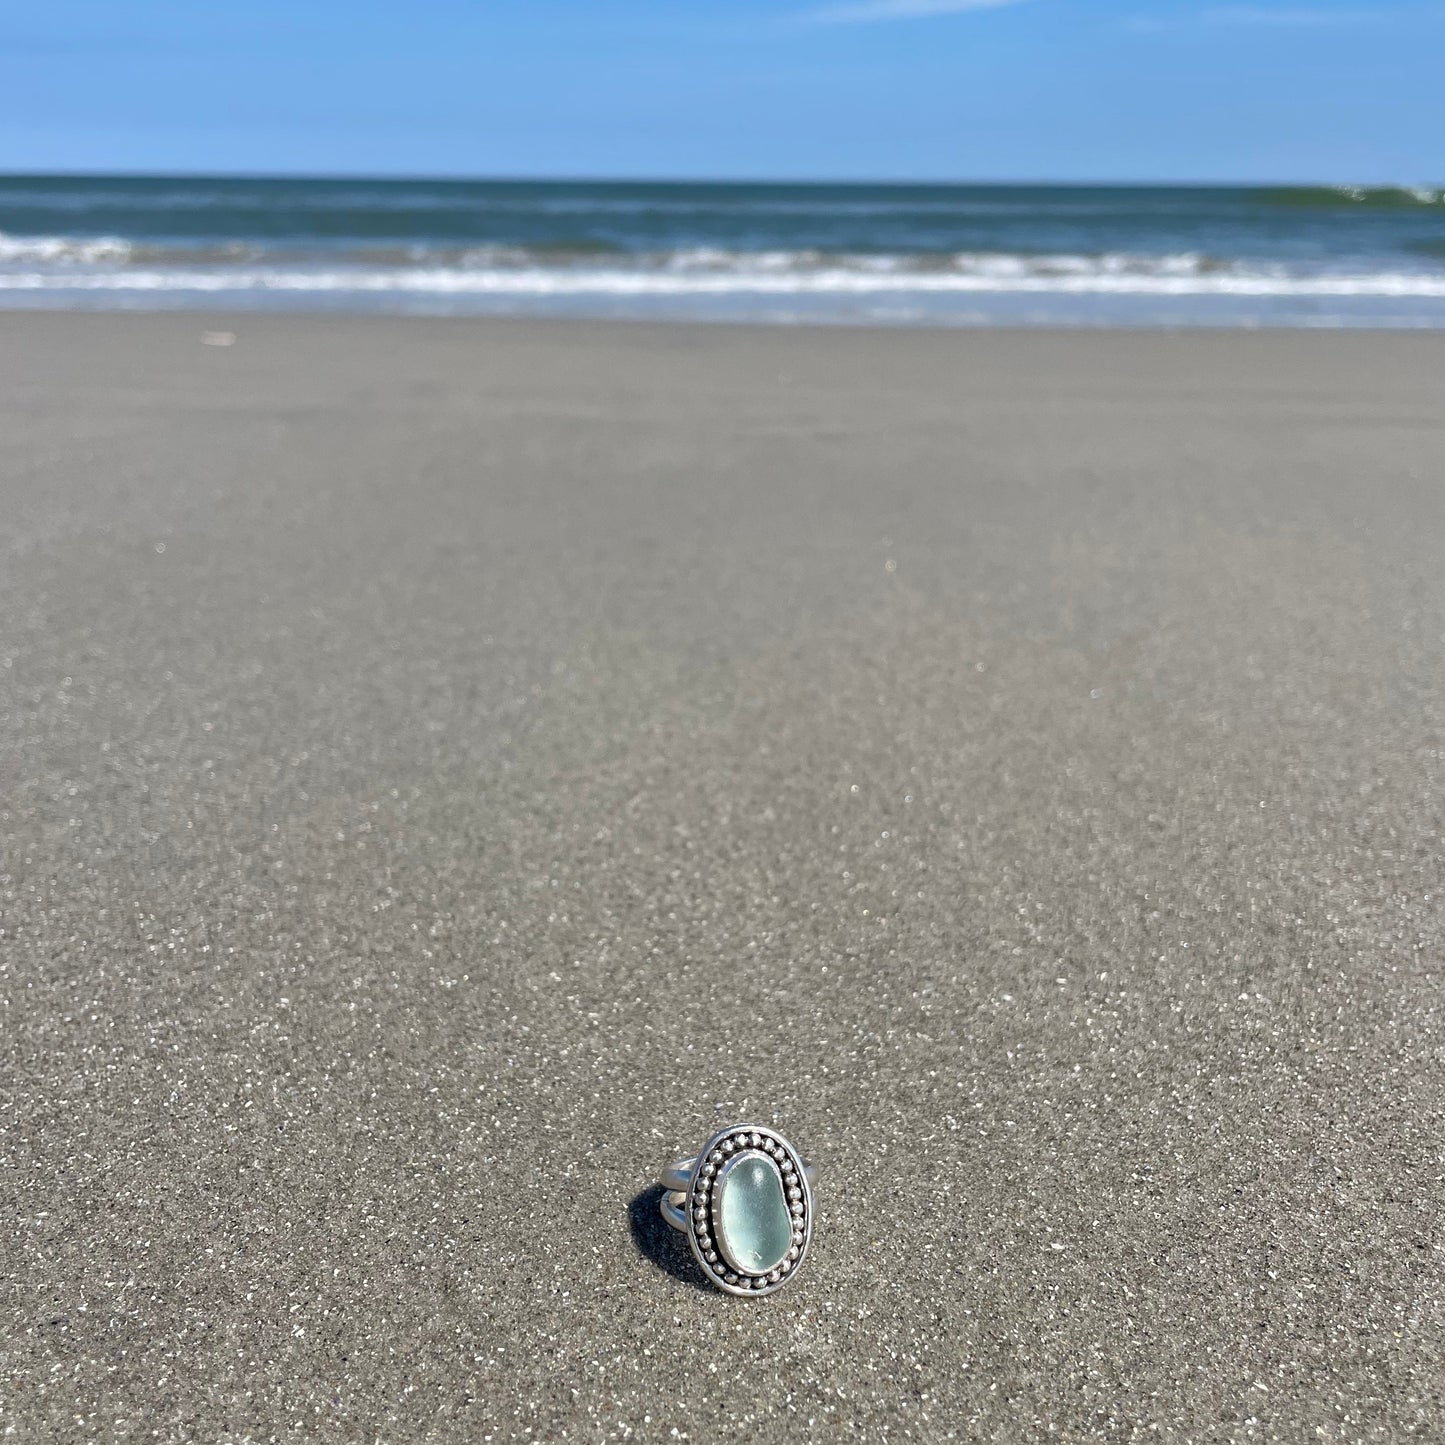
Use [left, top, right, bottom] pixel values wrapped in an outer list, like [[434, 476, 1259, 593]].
[[659, 1154, 817, 1232]]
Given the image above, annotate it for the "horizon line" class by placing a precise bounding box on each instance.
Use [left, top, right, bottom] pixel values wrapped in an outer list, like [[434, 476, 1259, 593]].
[[0, 168, 1435, 190]]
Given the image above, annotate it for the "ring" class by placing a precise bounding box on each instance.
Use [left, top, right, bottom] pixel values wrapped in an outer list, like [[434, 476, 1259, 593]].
[[659, 1123, 816, 1296]]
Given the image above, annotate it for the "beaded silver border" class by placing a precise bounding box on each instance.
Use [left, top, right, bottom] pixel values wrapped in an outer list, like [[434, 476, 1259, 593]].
[[685, 1123, 813, 1297]]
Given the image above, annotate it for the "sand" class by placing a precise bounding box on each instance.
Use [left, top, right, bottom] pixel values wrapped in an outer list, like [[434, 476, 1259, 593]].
[[2, 312, 1442, 1442]]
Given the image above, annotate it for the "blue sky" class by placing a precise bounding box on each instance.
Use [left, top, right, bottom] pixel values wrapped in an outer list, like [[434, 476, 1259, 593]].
[[1, 1, 1440, 182]]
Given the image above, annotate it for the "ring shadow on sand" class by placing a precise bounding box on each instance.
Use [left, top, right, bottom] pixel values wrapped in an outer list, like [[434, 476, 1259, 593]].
[[627, 1184, 711, 1291]]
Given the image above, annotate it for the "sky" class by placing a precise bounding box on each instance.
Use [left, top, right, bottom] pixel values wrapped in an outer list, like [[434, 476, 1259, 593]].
[[1, 0, 1441, 183]]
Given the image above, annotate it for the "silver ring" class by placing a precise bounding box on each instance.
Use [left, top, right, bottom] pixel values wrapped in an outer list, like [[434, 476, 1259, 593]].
[[658, 1123, 816, 1297]]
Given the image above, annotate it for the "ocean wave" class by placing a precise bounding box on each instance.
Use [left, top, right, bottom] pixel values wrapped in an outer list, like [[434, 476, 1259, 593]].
[[3, 228, 1443, 300], [1259, 184, 1445, 210], [0, 234, 1262, 276], [0, 232, 136, 263], [0, 184, 1241, 221], [0, 232, 636, 266], [8, 181, 1441, 222], [6, 230, 1444, 289], [4, 262, 1445, 298]]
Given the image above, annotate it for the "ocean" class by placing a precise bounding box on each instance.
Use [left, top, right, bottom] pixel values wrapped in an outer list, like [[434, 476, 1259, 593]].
[[3, 174, 1445, 328]]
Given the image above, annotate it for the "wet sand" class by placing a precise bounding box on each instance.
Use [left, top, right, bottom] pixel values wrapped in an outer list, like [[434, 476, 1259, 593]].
[[3, 313, 1442, 1440]]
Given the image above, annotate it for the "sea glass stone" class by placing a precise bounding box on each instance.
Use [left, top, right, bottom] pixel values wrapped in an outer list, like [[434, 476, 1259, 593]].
[[714, 1150, 793, 1276]]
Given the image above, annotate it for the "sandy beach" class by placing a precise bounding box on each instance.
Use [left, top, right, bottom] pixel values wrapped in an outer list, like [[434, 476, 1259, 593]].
[[3, 312, 1442, 1441]]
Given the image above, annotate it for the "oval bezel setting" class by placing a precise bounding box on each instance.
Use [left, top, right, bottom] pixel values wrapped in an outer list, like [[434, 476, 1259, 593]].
[[685, 1123, 812, 1297]]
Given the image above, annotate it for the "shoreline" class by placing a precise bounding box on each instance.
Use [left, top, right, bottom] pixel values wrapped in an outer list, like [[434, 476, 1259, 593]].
[[15, 302, 1445, 337], [6, 294, 1445, 330]]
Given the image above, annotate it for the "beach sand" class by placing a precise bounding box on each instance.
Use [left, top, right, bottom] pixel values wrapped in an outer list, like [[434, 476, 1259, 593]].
[[3, 312, 1442, 1441]]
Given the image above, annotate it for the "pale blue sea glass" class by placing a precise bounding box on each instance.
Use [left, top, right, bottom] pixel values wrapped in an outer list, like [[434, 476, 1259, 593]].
[[715, 1151, 793, 1276]]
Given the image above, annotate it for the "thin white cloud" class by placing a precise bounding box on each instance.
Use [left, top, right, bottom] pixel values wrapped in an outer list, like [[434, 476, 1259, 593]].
[[1127, 5, 1387, 29], [807, 0, 1029, 24], [1203, 5, 1382, 22]]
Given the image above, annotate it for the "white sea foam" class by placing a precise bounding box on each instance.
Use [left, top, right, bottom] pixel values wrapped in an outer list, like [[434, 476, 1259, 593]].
[[5, 224, 1445, 300], [2, 262, 1445, 298], [0, 233, 135, 263]]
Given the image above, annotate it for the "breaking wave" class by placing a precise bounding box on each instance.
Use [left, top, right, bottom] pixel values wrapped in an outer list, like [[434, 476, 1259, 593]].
[[2, 235, 1445, 300], [1259, 184, 1445, 210]]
